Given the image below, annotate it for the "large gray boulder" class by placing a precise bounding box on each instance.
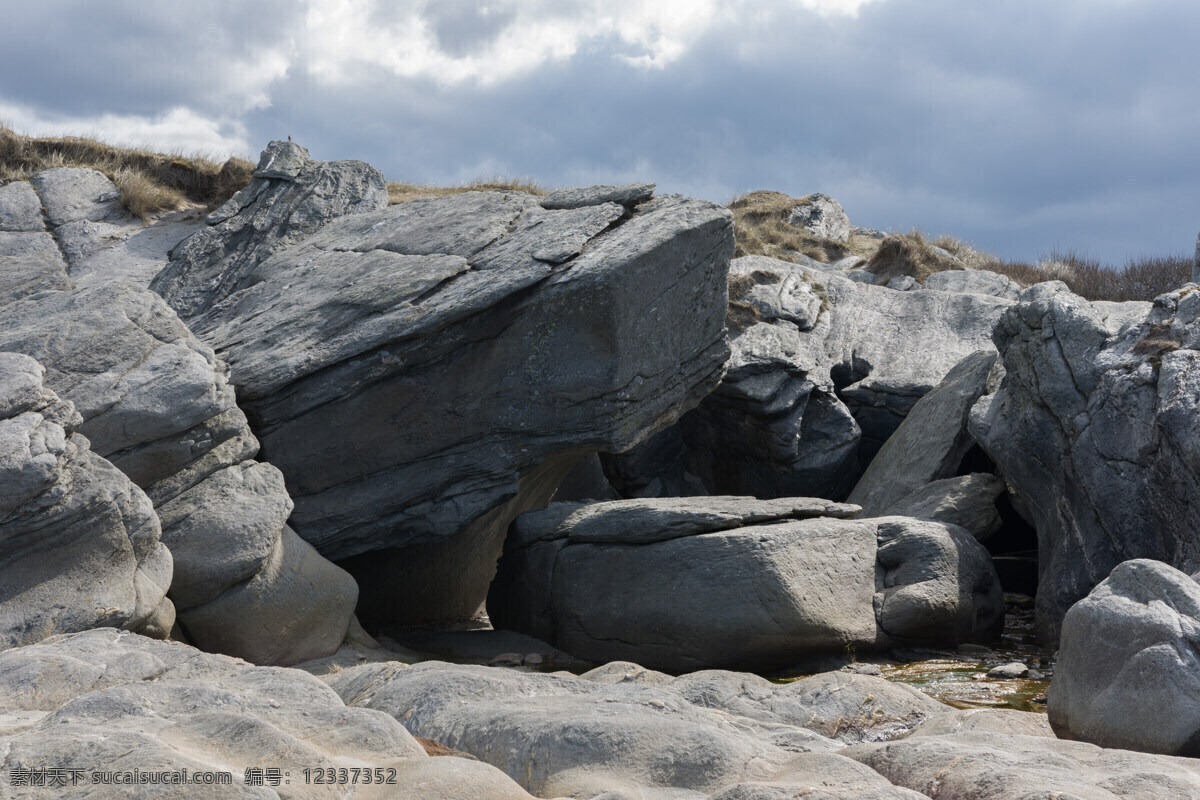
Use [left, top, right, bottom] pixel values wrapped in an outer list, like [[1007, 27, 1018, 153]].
[[152, 140, 389, 318], [29, 167, 126, 227], [162, 164, 733, 626], [672, 256, 1010, 503], [924, 267, 1021, 300], [0, 629, 535, 800], [886, 473, 1005, 542], [0, 353, 173, 648], [1049, 559, 1200, 756], [969, 281, 1200, 637], [326, 659, 929, 799], [489, 497, 1004, 671], [844, 731, 1200, 799], [848, 350, 997, 516], [787, 193, 851, 243], [0, 282, 356, 664]]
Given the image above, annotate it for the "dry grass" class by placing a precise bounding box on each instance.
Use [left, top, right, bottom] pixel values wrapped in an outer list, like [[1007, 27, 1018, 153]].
[[0, 124, 252, 220], [977, 249, 1192, 302], [728, 190, 852, 263], [387, 177, 549, 204], [864, 230, 966, 283]]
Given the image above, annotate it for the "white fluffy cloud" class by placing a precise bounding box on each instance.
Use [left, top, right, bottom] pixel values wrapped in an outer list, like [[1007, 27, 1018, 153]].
[[298, 0, 877, 85], [0, 103, 253, 158]]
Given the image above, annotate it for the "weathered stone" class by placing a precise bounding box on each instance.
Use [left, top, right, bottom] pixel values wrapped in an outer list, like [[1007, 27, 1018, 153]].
[[176, 526, 358, 667], [677, 256, 1008, 502], [252, 139, 310, 180], [848, 350, 997, 516], [969, 281, 1200, 636], [0, 181, 44, 231], [327, 660, 931, 799], [29, 167, 126, 226], [1049, 559, 1200, 756], [886, 274, 918, 291], [885, 473, 1005, 542], [170, 182, 731, 625], [490, 499, 1003, 671], [0, 629, 534, 799], [152, 144, 389, 318], [844, 731, 1200, 799], [906, 707, 1054, 738], [69, 212, 206, 289], [925, 267, 1021, 300], [0, 353, 172, 649], [541, 182, 655, 210], [55, 219, 140, 268], [0, 231, 72, 302], [787, 193, 850, 243]]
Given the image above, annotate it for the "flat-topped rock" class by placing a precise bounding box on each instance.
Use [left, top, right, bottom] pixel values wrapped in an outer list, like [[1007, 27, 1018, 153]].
[[0, 181, 44, 231], [29, 167, 127, 226], [541, 181, 655, 210], [490, 499, 1004, 671]]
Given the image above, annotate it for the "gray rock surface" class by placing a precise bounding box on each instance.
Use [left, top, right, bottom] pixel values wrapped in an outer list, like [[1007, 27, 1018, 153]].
[[677, 256, 1009, 502], [844, 731, 1200, 799], [167, 175, 732, 625], [0, 281, 355, 663], [969, 281, 1200, 636], [152, 143, 389, 318], [848, 350, 997, 516], [0, 231, 72, 302], [0, 629, 534, 800], [69, 212, 206, 288], [490, 498, 1003, 670], [29, 167, 126, 226], [541, 181, 655, 210], [0, 181, 44, 231], [925, 267, 1021, 300], [886, 274, 918, 291], [906, 707, 1054, 738], [886, 473, 1005, 541], [0, 353, 172, 648], [326, 659, 932, 799], [787, 193, 850, 242], [1049, 559, 1200, 756]]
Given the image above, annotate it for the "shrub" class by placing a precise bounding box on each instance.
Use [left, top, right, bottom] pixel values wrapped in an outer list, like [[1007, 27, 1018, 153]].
[[728, 190, 849, 263], [977, 249, 1192, 302]]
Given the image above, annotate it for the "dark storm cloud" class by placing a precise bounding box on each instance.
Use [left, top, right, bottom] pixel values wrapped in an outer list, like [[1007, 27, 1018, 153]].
[[4, 0, 1199, 261]]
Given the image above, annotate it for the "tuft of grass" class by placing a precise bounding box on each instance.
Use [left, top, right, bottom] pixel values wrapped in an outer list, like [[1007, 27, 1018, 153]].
[[728, 190, 851, 263], [977, 249, 1193, 302], [864, 230, 965, 283], [386, 176, 549, 205], [0, 124, 253, 220]]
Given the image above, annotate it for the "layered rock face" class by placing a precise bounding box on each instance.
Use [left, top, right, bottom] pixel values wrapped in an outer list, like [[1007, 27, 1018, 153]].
[[1049, 559, 1200, 756], [0, 629, 535, 800], [970, 281, 1200, 637], [0, 353, 172, 648], [489, 497, 1004, 671], [156, 149, 734, 625], [636, 255, 1011, 501]]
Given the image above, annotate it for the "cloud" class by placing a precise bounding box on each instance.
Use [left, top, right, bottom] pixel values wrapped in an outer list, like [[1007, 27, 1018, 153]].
[[0, 102, 253, 158]]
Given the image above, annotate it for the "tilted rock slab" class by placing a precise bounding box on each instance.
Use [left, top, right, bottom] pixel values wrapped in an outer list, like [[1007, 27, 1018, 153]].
[[0, 282, 355, 664], [489, 497, 1004, 671], [161, 162, 733, 625], [661, 255, 1010, 502], [0, 354, 172, 648], [326, 659, 930, 799], [969, 281, 1200, 637], [0, 629, 535, 800], [848, 349, 997, 516], [1049, 559, 1200, 756]]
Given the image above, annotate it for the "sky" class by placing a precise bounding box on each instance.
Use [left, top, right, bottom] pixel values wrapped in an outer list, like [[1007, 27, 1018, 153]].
[[2, 0, 1197, 263]]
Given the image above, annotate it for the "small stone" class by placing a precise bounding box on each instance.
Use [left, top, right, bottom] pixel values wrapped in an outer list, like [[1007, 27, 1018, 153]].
[[787, 193, 851, 242], [489, 653, 524, 667], [987, 662, 1029, 679], [886, 275, 918, 291]]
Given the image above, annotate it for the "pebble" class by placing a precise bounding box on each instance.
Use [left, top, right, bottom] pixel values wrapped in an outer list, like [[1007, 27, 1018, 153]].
[[987, 662, 1029, 679]]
